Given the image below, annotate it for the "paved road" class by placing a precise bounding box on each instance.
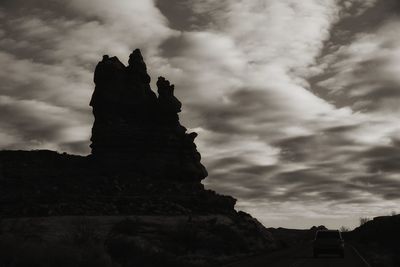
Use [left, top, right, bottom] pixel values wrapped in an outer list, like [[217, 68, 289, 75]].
[[225, 243, 370, 267]]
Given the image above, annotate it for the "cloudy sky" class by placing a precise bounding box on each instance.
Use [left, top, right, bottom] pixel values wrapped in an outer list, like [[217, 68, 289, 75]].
[[1, 0, 400, 229]]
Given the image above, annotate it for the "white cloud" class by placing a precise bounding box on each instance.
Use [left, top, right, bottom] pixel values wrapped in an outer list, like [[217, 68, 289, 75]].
[[63, 0, 177, 62]]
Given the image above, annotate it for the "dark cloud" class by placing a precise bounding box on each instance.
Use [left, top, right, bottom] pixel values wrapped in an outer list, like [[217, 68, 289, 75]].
[[273, 135, 316, 162], [156, 0, 229, 31], [350, 175, 400, 200], [234, 165, 279, 176], [206, 157, 246, 170], [310, 0, 400, 110], [155, 0, 206, 31], [337, 0, 400, 36], [159, 34, 188, 58], [323, 124, 361, 133], [360, 143, 400, 173]]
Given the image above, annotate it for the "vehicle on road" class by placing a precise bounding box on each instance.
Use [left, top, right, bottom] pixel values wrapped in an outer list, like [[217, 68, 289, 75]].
[[313, 230, 344, 258]]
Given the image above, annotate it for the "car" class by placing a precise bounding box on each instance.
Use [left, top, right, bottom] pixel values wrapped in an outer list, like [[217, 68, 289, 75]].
[[313, 230, 344, 258]]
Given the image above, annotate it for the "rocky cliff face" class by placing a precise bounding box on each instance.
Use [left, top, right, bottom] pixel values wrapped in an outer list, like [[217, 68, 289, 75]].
[[90, 49, 207, 182], [0, 50, 277, 266]]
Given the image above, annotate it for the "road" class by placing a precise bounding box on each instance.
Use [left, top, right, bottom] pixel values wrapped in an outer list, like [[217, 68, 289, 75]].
[[225, 243, 370, 267]]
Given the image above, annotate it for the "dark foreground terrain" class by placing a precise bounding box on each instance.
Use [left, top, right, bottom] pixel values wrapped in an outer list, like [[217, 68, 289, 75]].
[[0, 215, 276, 267], [225, 242, 370, 267], [228, 214, 400, 267]]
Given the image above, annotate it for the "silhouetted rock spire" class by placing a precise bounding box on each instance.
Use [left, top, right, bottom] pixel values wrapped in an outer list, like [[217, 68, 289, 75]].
[[90, 49, 207, 181], [157, 76, 182, 126], [128, 49, 151, 84]]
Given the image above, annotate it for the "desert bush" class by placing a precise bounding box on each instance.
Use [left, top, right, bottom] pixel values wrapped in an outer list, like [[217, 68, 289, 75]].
[[359, 217, 371, 226], [109, 217, 141, 236], [61, 217, 101, 246], [7, 218, 45, 242], [0, 233, 113, 267], [78, 243, 114, 267], [105, 217, 144, 265], [9, 241, 47, 267], [340, 226, 350, 232], [170, 221, 198, 253], [210, 223, 248, 254], [105, 235, 192, 267], [105, 235, 139, 263], [41, 243, 81, 267], [0, 234, 20, 266], [125, 251, 188, 267]]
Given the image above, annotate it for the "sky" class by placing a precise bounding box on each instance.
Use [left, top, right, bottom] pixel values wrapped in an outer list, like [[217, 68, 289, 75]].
[[1, 0, 400, 229]]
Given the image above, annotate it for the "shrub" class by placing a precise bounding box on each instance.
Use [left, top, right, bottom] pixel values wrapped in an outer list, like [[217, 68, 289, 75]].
[[170, 221, 198, 253], [359, 217, 371, 226], [210, 223, 248, 254], [0, 234, 113, 267], [61, 217, 101, 246], [109, 217, 141, 236], [340, 226, 350, 232], [7, 218, 45, 242]]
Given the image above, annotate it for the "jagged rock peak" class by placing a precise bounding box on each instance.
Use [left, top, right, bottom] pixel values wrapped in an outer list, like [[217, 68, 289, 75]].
[[89, 49, 207, 181], [128, 49, 144, 68]]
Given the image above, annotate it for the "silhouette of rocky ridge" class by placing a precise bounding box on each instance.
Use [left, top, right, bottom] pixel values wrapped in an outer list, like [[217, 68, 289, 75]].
[[90, 49, 207, 182], [0, 50, 277, 265]]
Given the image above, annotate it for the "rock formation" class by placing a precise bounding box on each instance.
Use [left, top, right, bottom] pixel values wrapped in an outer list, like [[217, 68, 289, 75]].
[[90, 49, 207, 181]]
